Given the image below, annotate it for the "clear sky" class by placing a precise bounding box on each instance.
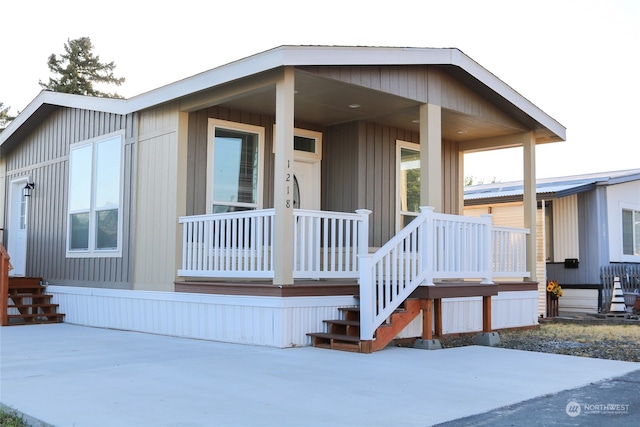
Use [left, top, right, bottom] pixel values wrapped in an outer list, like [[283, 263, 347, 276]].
[[3, 0, 639, 183]]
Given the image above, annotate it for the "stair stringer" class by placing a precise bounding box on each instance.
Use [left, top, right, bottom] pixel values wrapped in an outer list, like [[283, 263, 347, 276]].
[[368, 299, 422, 352]]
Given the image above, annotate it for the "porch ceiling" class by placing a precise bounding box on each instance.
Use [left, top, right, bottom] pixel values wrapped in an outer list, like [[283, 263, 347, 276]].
[[216, 70, 528, 143]]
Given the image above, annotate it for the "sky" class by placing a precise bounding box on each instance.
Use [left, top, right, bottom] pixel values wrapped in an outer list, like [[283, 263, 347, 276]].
[[2, 0, 639, 183]]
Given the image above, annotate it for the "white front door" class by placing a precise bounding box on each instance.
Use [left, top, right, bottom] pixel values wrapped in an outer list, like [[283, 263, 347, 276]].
[[292, 158, 320, 210], [7, 178, 30, 276]]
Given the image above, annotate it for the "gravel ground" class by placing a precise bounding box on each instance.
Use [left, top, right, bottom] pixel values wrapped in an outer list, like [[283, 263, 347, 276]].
[[439, 320, 640, 362]]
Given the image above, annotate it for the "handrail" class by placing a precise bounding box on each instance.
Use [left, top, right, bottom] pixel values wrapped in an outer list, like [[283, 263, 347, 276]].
[[1, 243, 10, 326], [178, 208, 371, 279], [359, 207, 502, 341]]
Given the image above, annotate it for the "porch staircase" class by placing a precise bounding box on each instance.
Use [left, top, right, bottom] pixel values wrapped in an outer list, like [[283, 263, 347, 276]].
[[307, 298, 422, 353], [5, 277, 65, 325]]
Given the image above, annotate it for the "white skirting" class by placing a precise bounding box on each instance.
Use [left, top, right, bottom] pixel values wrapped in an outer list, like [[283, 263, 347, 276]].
[[48, 286, 539, 347]]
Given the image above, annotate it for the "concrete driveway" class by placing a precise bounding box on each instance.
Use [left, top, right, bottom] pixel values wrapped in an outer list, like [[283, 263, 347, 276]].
[[1, 323, 638, 426]]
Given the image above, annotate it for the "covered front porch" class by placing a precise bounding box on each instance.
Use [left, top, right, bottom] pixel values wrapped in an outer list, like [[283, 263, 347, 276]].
[[176, 206, 533, 343]]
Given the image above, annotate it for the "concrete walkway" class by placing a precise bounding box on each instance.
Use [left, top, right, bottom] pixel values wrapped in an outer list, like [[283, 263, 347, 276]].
[[1, 324, 638, 427]]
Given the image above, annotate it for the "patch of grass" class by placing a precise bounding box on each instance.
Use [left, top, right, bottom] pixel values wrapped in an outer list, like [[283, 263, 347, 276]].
[[0, 409, 29, 427]]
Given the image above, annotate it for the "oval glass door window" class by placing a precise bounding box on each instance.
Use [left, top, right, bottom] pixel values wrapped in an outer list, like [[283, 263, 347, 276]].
[[293, 175, 300, 209]]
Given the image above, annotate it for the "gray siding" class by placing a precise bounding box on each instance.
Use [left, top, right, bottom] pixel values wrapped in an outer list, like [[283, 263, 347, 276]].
[[3, 107, 136, 289], [547, 190, 605, 286]]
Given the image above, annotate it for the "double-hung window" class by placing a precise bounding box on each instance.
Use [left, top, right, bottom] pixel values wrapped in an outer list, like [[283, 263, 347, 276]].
[[622, 208, 640, 257], [67, 131, 123, 257], [207, 119, 264, 213]]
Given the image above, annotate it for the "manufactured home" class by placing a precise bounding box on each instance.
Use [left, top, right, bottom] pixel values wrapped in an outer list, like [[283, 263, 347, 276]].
[[0, 46, 566, 351]]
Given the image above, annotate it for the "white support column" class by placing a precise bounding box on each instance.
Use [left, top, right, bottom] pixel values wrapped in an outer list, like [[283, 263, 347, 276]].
[[523, 131, 537, 282], [273, 67, 295, 285], [419, 104, 442, 212]]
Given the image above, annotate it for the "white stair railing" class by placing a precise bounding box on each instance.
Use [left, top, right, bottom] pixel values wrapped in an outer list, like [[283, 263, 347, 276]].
[[359, 207, 504, 341]]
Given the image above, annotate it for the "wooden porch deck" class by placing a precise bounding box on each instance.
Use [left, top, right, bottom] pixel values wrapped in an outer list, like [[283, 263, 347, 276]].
[[174, 279, 538, 298]]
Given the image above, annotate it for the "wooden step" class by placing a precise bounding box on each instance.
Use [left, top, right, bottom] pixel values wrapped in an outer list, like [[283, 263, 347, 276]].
[[323, 319, 360, 337], [306, 332, 370, 353], [8, 312, 65, 323]]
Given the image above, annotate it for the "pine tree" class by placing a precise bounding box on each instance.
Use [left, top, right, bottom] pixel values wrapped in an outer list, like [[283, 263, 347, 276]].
[[39, 37, 125, 98], [0, 102, 15, 131]]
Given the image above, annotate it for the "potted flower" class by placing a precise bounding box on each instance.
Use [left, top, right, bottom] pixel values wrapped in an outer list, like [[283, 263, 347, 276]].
[[547, 280, 563, 299]]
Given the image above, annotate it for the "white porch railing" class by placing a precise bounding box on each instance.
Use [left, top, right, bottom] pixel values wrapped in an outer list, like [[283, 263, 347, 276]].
[[178, 209, 371, 279], [358, 207, 530, 340]]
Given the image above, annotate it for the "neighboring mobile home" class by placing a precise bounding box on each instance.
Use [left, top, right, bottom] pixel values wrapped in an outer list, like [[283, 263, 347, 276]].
[[464, 169, 640, 315], [0, 46, 566, 350]]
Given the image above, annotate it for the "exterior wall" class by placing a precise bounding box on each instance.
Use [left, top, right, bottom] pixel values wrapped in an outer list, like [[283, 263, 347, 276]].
[[547, 191, 604, 286], [607, 180, 640, 263], [2, 107, 136, 288], [134, 103, 185, 291], [301, 66, 525, 131], [551, 194, 579, 262]]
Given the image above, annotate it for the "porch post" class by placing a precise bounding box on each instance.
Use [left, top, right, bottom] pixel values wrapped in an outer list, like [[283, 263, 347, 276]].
[[419, 104, 442, 212], [273, 67, 295, 285], [523, 131, 537, 282]]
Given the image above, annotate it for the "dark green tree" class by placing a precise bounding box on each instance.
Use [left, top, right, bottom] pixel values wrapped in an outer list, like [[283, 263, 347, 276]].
[[39, 37, 125, 98], [0, 102, 15, 131]]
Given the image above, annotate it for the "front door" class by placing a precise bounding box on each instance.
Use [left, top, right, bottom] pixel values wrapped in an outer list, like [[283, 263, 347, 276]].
[[292, 158, 320, 210], [7, 178, 30, 276]]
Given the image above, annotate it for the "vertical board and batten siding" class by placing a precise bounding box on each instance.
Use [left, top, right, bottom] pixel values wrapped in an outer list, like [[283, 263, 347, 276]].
[[301, 65, 526, 132], [552, 194, 579, 262], [3, 107, 136, 288], [135, 103, 184, 291]]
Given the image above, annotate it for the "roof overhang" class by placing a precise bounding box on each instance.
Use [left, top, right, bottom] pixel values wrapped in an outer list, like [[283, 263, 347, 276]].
[[1, 45, 566, 152]]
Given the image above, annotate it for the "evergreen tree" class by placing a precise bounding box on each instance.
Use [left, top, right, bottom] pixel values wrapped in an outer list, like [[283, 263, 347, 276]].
[[39, 37, 125, 98], [0, 102, 15, 131]]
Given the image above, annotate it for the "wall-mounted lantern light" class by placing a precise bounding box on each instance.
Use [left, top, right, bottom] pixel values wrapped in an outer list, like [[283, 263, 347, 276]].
[[23, 182, 35, 197]]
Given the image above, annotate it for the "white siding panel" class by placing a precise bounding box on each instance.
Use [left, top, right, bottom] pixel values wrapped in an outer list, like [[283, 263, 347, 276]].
[[558, 289, 599, 314], [48, 285, 357, 348]]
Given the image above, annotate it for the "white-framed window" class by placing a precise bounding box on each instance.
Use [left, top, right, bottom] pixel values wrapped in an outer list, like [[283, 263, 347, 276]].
[[622, 207, 640, 257], [272, 126, 323, 160], [396, 140, 421, 231], [67, 130, 124, 257], [207, 119, 265, 213]]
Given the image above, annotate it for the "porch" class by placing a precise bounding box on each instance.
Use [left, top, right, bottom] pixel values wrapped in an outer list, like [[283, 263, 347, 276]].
[[176, 206, 534, 347]]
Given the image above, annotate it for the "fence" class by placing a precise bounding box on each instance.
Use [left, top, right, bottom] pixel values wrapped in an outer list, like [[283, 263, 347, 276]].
[[600, 264, 640, 309]]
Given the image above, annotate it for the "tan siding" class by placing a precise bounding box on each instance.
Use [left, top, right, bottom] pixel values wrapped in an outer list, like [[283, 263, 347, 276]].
[[442, 139, 460, 214], [135, 103, 180, 291], [536, 206, 547, 316], [553, 195, 579, 261]]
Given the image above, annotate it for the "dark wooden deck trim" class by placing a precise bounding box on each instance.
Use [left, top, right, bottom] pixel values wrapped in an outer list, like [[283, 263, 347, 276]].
[[175, 280, 359, 297], [175, 280, 537, 298]]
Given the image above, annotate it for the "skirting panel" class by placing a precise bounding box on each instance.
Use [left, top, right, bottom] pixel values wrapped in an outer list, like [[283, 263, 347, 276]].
[[47, 286, 357, 348]]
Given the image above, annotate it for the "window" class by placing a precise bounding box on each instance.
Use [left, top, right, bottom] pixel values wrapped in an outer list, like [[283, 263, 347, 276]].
[[207, 120, 264, 213], [67, 131, 123, 257], [622, 208, 640, 256], [396, 140, 421, 230]]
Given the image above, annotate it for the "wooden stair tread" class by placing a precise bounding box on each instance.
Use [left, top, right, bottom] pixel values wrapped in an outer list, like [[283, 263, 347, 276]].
[[9, 303, 59, 308], [306, 332, 361, 342], [322, 319, 359, 326]]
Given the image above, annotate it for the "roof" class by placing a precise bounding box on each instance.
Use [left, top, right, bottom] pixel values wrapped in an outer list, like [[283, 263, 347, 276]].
[[1, 45, 567, 151], [464, 168, 640, 204]]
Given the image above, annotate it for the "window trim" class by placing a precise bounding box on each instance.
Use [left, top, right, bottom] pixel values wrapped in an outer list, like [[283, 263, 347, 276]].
[[66, 130, 124, 258], [206, 119, 265, 214], [396, 139, 421, 232], [272, 126, 323, 161], [621, 203, 640, 261]]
